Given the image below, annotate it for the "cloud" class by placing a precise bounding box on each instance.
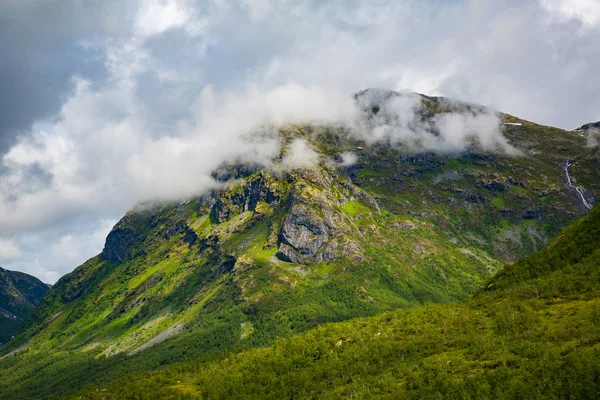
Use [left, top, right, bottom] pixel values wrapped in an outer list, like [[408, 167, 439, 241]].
[[584, 127, 600, 148], [1, 0, 600, 282], [281, 139, 321, 169], [540, 0, 600, 29], [432, 110, 516, 154], [6, 217, 117, 284], [339, 152, 359, 167], [135, 0, 191, 38], [350, 91, 515, 154], [0, 0, 136, 155], [0, 239, 22, 264]]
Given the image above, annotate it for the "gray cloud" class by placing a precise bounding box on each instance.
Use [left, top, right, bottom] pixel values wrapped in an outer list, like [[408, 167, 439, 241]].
[[0, 0, 137, 154], [1, 0, 600, 282]]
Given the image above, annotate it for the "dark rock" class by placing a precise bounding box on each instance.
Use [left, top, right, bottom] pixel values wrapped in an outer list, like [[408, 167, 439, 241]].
[[210, 174, 280, 224], [522, 208, 542, 220], [462, 192, 488, 203], [276, 202, 330, 264], [103, 220, 142, 263], [199, 235, 219, 253], [483, 181, 507, 192], [158, 220, 196, 243], [575, 121, 600, 131], [211, 162, 262, 182], [215, 255, 236, 275]]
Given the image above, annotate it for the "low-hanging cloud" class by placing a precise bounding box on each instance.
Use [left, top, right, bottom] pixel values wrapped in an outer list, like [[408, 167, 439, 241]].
[[281, 138, 321, 169], [339, 152, 359, 167], [350, 90, 516, 154], [585, 128, 600, 148]]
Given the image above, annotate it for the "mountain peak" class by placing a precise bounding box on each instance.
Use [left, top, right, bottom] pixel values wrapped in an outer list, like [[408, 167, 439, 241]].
[[575, 121, 600, 132]]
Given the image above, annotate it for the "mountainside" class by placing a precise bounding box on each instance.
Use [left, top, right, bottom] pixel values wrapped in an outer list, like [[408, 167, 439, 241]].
[[75, 201, 600, 399], [0, 267, 49, 344], [575, 121, 600, 132], [1, 90, 598, 399]]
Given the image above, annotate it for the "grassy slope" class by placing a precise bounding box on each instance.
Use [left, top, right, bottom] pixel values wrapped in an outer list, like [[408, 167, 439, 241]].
[[75, 204, 600, 399]]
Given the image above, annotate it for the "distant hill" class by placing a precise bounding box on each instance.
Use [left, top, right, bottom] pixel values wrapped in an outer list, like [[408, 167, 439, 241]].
[[0, 267, 49, 344]]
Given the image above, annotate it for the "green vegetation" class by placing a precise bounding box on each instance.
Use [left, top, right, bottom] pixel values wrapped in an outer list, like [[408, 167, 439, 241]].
[[490, 197, 505, 209], [73, 204, 600, 399]]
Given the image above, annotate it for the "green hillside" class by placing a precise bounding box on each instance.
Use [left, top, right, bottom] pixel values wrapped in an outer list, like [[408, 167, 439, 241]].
[[0, 92, 598, 399], [75, 203, 600, 399]]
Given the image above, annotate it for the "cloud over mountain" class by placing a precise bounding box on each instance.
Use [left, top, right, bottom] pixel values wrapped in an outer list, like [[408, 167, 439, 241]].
[[1, 0, 600, 282]]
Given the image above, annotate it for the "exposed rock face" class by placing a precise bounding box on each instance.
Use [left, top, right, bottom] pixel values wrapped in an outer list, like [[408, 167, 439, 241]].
[[104, 211, 198, 263], [276, 201, 332, 264], [210, 162, 262, 182], [159, 221, 198, 246], [210, 173, 281, 224], [275, 169, 364, 264], [103, 214, 145, 263]]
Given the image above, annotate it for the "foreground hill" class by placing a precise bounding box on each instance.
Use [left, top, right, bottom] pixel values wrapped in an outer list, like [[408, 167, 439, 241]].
[[77, 202, 600, 399], [0, 267, 49, 344], [0, 90, 598, 399]]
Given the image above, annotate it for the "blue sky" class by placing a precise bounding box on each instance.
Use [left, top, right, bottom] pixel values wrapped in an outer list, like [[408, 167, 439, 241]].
[[0, 0, 599, 283]]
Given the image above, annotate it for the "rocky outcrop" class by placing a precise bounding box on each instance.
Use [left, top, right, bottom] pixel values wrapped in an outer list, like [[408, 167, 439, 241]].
[[210, 162, 263, 182], [276, 201, 332, 264], [210, 173, 281, 224], [158, 220, 197, 246], [103, 216, 143, 263], [104, 211, 197, 263], [275, 169, 363, 264], [102, 211, 149, 263]]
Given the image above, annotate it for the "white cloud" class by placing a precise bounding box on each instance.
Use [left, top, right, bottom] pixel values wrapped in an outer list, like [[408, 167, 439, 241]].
[[135, 0, 191, 38], [0, 239, 22, 264], [540, 0, 600, 28], [339, 152, 358, 167], [433, 111, 517, 154], [282, 139, 321, 169]]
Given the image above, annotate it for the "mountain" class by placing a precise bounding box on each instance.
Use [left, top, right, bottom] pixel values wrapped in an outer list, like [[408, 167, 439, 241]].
[[575, 121, 600, 132], [0, 267, 49, 344], [0, 90, 598, 399], [74, 201, 600, 399]]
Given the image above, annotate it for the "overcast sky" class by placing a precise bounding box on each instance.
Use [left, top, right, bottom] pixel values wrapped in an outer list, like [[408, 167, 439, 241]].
[[1, 0, 599, 283]]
